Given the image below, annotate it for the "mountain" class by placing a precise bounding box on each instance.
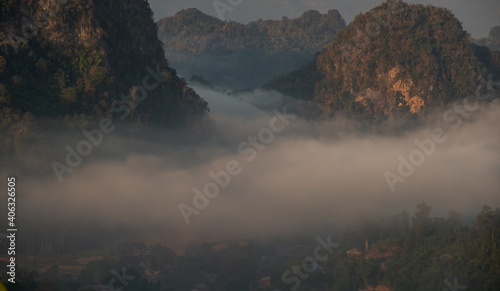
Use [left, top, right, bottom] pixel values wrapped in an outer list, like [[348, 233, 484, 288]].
[[157, 8, 346, 88], [0, 0, 210, 159], [476, 26, 500, 51], [266, 0, 500, 120], [0, 0, 209, 129]]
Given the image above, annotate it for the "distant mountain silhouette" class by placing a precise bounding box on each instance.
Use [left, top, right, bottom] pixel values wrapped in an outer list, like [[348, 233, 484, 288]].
[[476, 26, 500, 51], [157, 8, 346, 88]]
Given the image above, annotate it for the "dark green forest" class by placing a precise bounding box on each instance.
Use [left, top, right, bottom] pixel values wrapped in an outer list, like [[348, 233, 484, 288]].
[[5, 204, 500, 291]]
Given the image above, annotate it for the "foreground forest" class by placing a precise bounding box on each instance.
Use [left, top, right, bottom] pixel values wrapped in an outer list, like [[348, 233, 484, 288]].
[[2, 203, 499, 291]]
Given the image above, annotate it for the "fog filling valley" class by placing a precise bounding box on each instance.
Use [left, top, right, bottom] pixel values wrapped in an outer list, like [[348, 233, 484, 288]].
[[5, 83, 500, 251]]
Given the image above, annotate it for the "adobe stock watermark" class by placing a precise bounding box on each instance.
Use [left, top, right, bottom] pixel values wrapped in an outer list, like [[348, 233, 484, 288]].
[[275, 235, 340, 291], [385, 74, 499, 192], [213, 0, 244, 21], [442, 276, 467, 291], [178, 106, 296, 225], [339, 0, 402, 63], [108, 268, 135, 291], [51, 64, 165, 183]]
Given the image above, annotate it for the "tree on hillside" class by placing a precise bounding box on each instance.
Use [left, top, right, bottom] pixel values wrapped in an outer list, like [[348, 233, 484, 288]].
[[476, 204, 500, 242], [411, 202, 432, 245]]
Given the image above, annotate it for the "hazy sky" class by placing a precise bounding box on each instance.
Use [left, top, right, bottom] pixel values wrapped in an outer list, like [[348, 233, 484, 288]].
[[149, 0, 500, 38]]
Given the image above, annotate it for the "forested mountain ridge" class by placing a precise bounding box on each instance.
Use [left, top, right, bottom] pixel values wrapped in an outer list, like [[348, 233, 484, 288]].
[[157, 8, 346, 88], [266, 0, 500, 120], [0, 0, 210, 161]]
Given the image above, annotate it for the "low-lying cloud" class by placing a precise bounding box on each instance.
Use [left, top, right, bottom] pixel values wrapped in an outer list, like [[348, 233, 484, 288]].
[[6, 84, 500, 250]]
